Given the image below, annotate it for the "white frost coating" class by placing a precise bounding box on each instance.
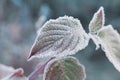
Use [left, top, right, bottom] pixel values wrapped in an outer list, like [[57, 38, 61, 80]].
[[28, 16, 89, 60], [98, 25, 120, 72], [43, 56, 86, 80], [89, 6, 105, 33]]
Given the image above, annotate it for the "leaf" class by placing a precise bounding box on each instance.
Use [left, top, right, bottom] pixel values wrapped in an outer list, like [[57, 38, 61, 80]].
[[0, 64, 15, 79], [44, 56, 86, 80], [0, 64, 28, 80], [89, 7, 105, 33], [28, 16, 89, 60], [98, 25, 120, 72]]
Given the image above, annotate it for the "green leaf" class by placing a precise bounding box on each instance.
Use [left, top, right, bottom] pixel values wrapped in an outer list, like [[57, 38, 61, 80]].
[[98, 25, 120, 72], [44, 56, 86, 80], [89, 7, 105, 33]]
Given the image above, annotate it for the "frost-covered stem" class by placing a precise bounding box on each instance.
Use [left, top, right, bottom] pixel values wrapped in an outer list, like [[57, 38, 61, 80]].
[[28, 57, 55, 80]]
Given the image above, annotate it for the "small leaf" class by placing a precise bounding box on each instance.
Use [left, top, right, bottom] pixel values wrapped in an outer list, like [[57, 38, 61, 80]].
[[44, 56, 86, 80], [28, 16, 89, 60], [89, 7, 105, 33], [0, 64, 27, 80], [0, 64, 15, 79], [98, 25, 120, 72]]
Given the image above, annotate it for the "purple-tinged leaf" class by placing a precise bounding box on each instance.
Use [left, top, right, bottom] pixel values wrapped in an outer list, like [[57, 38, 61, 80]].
[[43, 56, 86, 80], [28, 16, 89, 60]]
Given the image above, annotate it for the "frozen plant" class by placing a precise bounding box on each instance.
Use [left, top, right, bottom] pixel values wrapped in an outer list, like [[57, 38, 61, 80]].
[[27, 6, 120, 80], [88, 7, 120, 72], [28, 15, 89, 80], [0, 6, 120, 80]]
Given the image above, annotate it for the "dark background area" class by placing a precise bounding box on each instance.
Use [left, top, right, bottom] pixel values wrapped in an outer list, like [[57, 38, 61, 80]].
[[0, 0, 120, 80]]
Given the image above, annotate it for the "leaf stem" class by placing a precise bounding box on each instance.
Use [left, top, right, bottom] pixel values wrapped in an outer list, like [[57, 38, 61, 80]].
[[28, 57, 55, 80]]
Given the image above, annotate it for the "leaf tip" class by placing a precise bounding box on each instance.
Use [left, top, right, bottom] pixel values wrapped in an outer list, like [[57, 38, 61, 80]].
[[89, 6, 105, 33], [27, 52, 35, 61], [27, 43, 39, 61], [97, 6, 105, 24]]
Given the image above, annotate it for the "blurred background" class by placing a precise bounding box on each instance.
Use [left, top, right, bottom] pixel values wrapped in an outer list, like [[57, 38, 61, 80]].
[[0, 0, 120, 80]]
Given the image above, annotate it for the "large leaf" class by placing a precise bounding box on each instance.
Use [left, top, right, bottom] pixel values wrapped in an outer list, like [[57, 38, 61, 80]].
[[28, 16, 89, 60], [89, 7, 105, 33], [43, 56, 86, 80], [98, 25, 120, 72]]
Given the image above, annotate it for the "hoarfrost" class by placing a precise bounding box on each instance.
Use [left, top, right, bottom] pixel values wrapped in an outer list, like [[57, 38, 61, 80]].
[[28, 16, 89, 60]]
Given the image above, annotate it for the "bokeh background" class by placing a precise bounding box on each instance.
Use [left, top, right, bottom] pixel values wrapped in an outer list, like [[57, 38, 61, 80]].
[[0, 0, 120, 80]]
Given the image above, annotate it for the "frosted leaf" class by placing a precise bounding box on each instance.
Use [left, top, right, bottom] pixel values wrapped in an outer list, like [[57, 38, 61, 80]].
[[98, 25, 120, 72], [28, 16, 89, 60], [89, 7, 105, 33], [43, 56, 86, 80]]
